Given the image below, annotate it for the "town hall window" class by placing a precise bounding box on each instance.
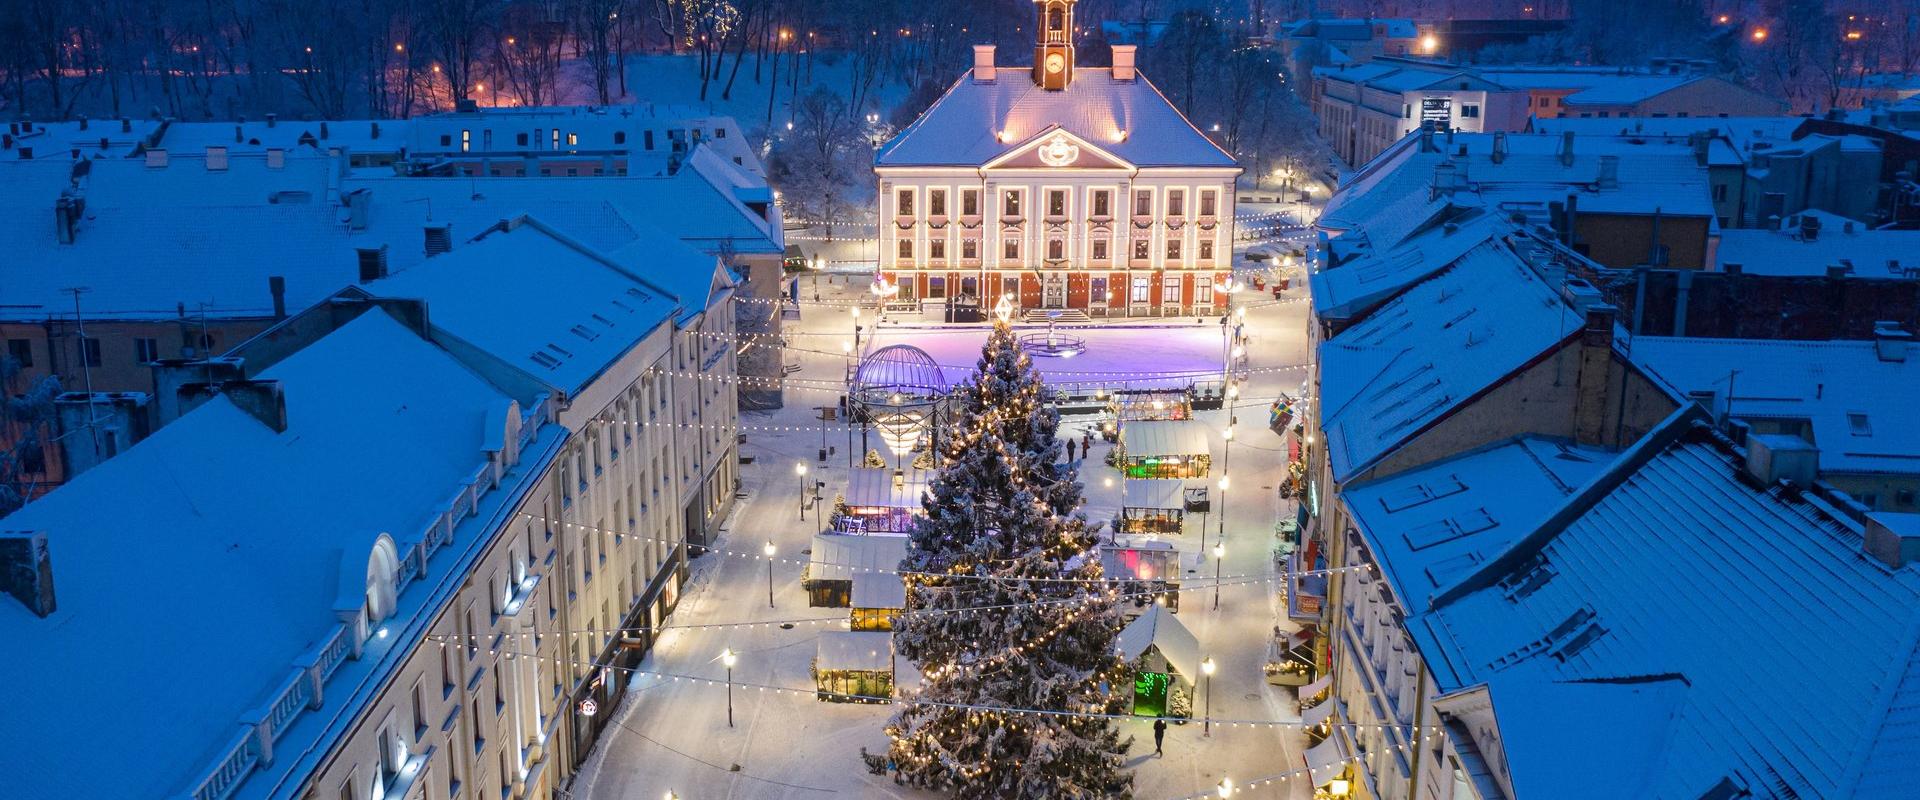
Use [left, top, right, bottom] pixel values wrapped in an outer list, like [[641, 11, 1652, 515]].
[[1163, 276, 1182, 303], [1091, 278, 1108, 303], [930, 240, 946, 260], [1004, 238, 1021, 260], [896, 189, 914, 216], [1130, 276, 1150, 302], [1048, 239, 1065, 260], [1199, 240, 1214, 260], [1133, 240, 1150, 260], [1047, 190, 1066, 217], [897, 239, 913, 259], [1092, 240, 1109, 260], [1004, 190, 1023, 217], [963, 239, 978, 260], [1166, 240, 1182, 260], [929, 189, 947, 216], [1167, 190, 1185, 217], [1093, 189, 1111, 217], [1134, 190, 1152, 216], [1200, 190, 1216, 217], [962, 189, 979, 216]]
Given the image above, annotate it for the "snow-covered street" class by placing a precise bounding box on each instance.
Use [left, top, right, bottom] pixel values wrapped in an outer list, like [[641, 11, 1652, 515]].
[[572, 263, 1317, 800]]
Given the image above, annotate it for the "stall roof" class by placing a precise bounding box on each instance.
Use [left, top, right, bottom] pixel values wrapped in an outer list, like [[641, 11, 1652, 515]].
[[1305, 734, 1351, 785], [846, 469, 930, 510], [1122, 419, 1212, 457], [1123, 479, 1190, 510], [1115, 604, 1200, 678], [809, 533, 910, 583], [817, 631, 894, 672], [851, 573, 908, 610]]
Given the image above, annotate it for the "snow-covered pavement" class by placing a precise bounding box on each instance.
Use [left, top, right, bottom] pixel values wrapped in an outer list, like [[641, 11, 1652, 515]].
[[573, 273, 1317, 799]]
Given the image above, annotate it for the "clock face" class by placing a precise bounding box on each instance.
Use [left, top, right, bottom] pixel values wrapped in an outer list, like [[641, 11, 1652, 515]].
[[1046, 53, 1065, 74]]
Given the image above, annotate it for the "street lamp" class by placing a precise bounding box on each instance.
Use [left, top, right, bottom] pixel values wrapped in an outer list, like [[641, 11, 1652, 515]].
[[764, 540, 777, 608], [851, 306, 862, 351], [1217, 777, 1233, 798], [722, 648, 738, 727], [1200, 656, 1217, 737], [795, 462, 809, 520], [1212, 542, 1225, 610]]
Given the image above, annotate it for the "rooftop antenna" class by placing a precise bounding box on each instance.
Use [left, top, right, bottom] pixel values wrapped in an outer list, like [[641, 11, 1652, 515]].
[[62, 287, 102, 464]]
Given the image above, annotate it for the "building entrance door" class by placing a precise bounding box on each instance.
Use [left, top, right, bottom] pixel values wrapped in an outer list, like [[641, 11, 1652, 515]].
[[1043, 273, 1066, 308]]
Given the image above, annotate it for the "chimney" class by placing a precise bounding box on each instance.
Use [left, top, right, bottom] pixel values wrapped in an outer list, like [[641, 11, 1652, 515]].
[[424, 224, 453, 257], [266, 113, 277, 128], [1558, 130, 1575, 166], [1491, 131, 1508, 164], [371, 122, 381, 139], [206, 145, 228, 171], [357, 245, 391, 282], [1743, 433, 1819, 488], [1875, 321, 1911, 363], [16, 146, 30, 160], [1865, 513, 1920, 570], [1597, 154, 1619, 188], [77, 116, 87, 131], [1826, 264, 1850, 279], [0, 531, 56, 618], [269, 276, 287, 319], [266, 148, 285, 169], [319, 121, 330, 139], [343, 188, 371, 231], [120, 118, 131, 133], [224, 380, 288, 433], [1112, 45, 1138, 82], [1801, 214, 1821, 241], [145, 148, 168, 168], [1570, 292, 1619, 446], [1723, 262, 1742, 275], [973, 45, 997, 83]]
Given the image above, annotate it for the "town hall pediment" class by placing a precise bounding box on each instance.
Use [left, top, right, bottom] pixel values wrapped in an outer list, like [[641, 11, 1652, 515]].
[[983, 127, 1133, 171]]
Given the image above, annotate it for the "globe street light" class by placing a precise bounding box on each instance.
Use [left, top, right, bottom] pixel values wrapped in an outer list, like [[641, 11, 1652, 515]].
[[722, 648, 738, 727], [764, 540, 777, 608], [1200, 655, 1217, 737], [795, 462, 809, 520]]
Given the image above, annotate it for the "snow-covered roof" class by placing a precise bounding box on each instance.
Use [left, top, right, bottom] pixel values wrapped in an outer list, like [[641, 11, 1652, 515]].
[[159, 118, 404, 158], [365, 216, 684, 394], [845, 469, 930, 511], [851, 573, 907, 610], [0, 150, 778, 322], [1311, 206, 1501, 323], [1415, 415, 1920, 797], [1717, 220, 1920, 278], [1121, 419, 1211, 458], [1477, 69, 1693, 103], [0, 310, 536, 799], [1319, 240, 1585, 481], [1122, 479, 1188, 510], [816, 631, 894, 672], [809, 533, 910, 583], [1632, 336, 1920, 476], [1528, 115, 1810, 157], [875, 67, 1237, 169], [2, 118, 162, 159], [1343, 436, 1616, 614], [1114, 604, 1200, 678]]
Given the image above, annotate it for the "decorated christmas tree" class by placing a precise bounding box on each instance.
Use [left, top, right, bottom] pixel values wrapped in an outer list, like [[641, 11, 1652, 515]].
[[884, 318, 1134, 798]]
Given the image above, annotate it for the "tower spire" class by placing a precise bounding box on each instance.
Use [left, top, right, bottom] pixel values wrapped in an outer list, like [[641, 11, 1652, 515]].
[[1033, 0, 1076, 90]]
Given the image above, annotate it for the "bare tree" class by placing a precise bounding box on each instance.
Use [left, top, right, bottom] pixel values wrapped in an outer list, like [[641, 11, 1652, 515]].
[[0, 357, 59, 519]]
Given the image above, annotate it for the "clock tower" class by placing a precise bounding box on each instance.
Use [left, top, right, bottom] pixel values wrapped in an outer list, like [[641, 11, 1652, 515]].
[[1032, 0, 1075, 90]]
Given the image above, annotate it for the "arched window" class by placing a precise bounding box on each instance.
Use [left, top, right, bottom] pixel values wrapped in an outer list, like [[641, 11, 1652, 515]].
[[364, 536, 401, 630]]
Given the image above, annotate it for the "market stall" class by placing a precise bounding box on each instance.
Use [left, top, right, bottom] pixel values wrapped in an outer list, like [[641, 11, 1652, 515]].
[[1102, 540, 1182, 612], [1109, 389, 1192, 422], [813, 631, 895, 702], [1113, 605, 1201, 718], [805, 532, 910, 607], [1119, 479, 1192, 534], [833, 469, 929, 533], [1116, 419, 1212, 479], [850, 573, 907, 631]]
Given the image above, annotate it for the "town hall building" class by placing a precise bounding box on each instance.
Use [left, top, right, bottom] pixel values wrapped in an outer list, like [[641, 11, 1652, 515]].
[[873, 0, 1242, 319]]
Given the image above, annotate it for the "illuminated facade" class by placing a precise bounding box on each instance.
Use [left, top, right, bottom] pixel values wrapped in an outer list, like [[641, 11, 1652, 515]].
[[873, 0, 1242, 318]]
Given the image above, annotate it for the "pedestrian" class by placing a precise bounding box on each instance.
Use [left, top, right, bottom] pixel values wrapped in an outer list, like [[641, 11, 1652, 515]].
[[1083, 430, 1093, 454], [1153, 718, 1168, 756], [1067, 438, 1078, 463]]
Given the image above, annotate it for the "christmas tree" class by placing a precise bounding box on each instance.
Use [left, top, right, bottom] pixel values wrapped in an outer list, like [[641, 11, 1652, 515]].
[[885, 319, 1134, 798]]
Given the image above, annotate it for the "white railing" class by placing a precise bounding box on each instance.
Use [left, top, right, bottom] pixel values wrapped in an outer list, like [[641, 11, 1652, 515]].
[[177, 395, 558, 800]]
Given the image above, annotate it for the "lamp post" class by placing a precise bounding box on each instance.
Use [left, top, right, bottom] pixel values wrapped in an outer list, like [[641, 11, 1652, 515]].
[[851, 306, 862, 352], [722, 648, 738, 727], [764, 540, 777, 608], [1217, 474, 1229, 550], [1217, 777, 1233, 798], [1212, 542, 1225, 610], [795, 462, 809, 520], [1200, 655, 1216, 737]]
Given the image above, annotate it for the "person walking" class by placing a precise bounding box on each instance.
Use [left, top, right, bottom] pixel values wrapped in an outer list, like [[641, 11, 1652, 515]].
[[1067, 438, 1078, 463], [1082, 429, 1093, 455], [1153, 718, 1168, 756]]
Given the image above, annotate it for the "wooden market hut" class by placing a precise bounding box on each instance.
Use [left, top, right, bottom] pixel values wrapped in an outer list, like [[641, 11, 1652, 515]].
[[1116, 419, 1212, 479], [813, 631, 896, 702], [1113, 604, 1202, 717], [1102, 539, 1183, 612], [1119, 478, 1191, 534]]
